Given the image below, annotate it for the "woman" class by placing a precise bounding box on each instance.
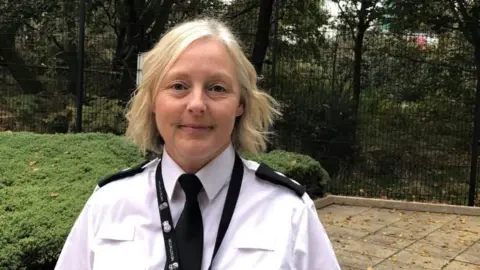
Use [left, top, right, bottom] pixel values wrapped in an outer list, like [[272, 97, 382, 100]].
[[55, 18, 340, 270]]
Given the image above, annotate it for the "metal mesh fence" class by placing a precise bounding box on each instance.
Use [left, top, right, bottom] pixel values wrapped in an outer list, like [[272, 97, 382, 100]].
[[0, 0, 478, 205]]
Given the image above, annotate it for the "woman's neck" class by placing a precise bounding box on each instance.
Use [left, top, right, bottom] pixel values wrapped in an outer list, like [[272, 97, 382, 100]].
[[164, 143, 230, 174]]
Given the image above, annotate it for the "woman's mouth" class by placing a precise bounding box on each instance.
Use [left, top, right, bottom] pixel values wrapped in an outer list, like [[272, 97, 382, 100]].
[[179, 124, 213, 132]]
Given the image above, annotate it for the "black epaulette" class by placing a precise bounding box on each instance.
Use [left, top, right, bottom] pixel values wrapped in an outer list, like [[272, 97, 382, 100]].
[[97, 160, 151, 188], [255, 163, 305, 197]]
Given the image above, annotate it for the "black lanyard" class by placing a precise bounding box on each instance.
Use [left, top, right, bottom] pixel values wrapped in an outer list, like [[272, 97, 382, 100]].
[[155, 153, 244, 270]]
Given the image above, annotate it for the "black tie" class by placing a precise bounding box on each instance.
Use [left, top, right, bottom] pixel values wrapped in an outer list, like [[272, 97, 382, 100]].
[[176, 174, 204, 270]]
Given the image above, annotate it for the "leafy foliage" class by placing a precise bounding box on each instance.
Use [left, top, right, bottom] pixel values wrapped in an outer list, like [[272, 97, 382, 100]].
[[243, 149, 331, 197], [1, 0, 480, 205], [0, 132, 145, 269]]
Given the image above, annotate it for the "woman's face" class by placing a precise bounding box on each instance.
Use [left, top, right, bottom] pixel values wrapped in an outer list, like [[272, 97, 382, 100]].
[[153, 37, 244, 172]]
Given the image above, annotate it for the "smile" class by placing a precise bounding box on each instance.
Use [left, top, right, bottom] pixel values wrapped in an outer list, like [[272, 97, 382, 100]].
[[179, 125, 213, 131]]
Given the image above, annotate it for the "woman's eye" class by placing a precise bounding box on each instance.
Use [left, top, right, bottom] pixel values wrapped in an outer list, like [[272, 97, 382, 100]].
[[171, 83, 187, 91], [209, 84, 226, 92]]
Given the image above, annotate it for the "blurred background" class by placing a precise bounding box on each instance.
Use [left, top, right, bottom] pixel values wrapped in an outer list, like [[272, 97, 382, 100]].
[[1, 0, 479, 206]]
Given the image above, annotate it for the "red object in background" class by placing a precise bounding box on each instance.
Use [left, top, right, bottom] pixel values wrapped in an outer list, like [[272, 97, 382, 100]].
[[415, 36, 427, 50]]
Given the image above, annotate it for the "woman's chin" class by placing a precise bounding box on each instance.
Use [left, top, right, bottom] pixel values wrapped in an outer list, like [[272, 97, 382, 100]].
[[175, 141, 215, 159]]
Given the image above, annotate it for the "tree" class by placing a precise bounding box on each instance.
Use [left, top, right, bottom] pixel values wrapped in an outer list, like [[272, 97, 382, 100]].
[[330, 0, 386, 149], [103, 0, 232, 101], [0, 1, 53, 95], [388, 0, 480, 205], [250, 0, 275, 76], [108, 0, 175, 101]]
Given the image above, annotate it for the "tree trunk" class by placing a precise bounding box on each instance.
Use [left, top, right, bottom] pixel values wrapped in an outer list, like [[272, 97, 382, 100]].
[[149, 0, 175, 45], [64, 0, 78, 96], [114, 0, 174, 102], [250, 0, 275, 76], [115, 0, 141, 102], [352, 29, 365, 117], [0, 31, 45, 95], [66, 43, 78, 96], [0, 49, 45, 95], [351, 26, 366, 154], [331, 35, 339, 91]]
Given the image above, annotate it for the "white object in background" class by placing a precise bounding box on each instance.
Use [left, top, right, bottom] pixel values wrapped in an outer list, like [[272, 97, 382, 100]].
[[136, 52, 145, 86]]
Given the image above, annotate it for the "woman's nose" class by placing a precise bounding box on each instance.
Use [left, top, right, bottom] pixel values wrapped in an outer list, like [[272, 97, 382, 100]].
[[186, 87, 207, 115]]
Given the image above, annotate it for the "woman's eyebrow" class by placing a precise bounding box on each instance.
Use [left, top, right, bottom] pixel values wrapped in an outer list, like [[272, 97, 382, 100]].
[[209, 71, 234, 83], [165, 69, 233, 83], [164, 70, 190, 80]]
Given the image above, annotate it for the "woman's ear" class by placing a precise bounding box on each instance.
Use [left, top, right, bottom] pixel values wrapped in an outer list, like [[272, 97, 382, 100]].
[[236, 104, 244, 117]]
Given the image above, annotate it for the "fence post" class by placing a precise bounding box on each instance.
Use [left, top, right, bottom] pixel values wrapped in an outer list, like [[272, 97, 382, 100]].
[[75, 0, 86, 133], [468, 77, 480, 206], [271, 0, 280, 92]]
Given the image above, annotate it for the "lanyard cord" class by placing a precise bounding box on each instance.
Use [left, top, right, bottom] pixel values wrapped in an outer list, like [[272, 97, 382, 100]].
[[155, 153, 244, 270]]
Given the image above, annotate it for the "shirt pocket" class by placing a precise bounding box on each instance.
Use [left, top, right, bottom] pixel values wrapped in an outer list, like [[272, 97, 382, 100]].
[[92, 223, 146, 270], [228, 228, 283, 270]]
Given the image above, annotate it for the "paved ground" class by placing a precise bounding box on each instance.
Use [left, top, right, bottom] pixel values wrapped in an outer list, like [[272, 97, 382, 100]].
[[318, 204, 480, 269]]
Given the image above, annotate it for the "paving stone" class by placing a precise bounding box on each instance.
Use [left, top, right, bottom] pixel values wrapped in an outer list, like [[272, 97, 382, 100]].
[[317, 205, 371, 225], [362, 234, 415, 249], [443, 261, 480, 270], [334, 249, 383, 269], [330, 217, 387, 233], [389, 211, 456, 229], [333, 208, 401, 233], [355, 207, 403, 224], [456, 242, 480, 265], [338, 265, 362, 270], [331, 237, 398, 259], [374, 258, 428, 270], [316, 204, 479, 270], [392, 250, 449, 269], [404, 239, 464, 261], [424, 228, 480, 250], [374, 223, 438, 240], [324, 224, 371, 240], [444, 215, 480, 234]]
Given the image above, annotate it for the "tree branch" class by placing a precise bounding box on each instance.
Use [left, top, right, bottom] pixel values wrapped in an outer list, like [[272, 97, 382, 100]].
[[456, 0, 471, 21], [139, 0, 159, 26], [457, 0, 480, 42], [365, 1, 381, 26], [223, 3, 259, 20], [335, 2, 357, 40], [99, 1, 117, 33], [449, 0, 477, 44], [149, 0, 175, 40], [385, 50, 475, 74], [23, 23, 64, 51]]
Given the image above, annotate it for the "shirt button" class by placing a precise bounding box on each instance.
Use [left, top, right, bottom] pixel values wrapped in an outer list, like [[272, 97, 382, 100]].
[[162, 221, 172, 233], [169, 262, 179, 270]]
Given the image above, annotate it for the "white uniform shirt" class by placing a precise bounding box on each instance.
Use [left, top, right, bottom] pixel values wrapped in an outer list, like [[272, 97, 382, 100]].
[[55, 145, 340, 270]]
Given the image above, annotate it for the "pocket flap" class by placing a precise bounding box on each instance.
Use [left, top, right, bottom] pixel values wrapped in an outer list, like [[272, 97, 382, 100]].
[[97, 223, 136, 241], [234, 228, 277, 251]]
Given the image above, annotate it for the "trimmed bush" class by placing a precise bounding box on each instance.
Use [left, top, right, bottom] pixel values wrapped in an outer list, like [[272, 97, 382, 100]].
[[0, 132, 329, 269], [243, 150, 330, 198], [0, 132, 145, 270]]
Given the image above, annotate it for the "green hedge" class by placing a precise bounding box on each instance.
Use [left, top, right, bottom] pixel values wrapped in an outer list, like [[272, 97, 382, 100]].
[[0, 132, 329, 269], [243, 150, 330, 197]]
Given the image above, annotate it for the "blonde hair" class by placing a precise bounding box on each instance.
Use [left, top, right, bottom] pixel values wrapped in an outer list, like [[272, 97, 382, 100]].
[[125, 17, 281, 155]]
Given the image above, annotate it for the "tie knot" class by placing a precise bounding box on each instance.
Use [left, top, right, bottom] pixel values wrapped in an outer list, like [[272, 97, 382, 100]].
[[178, 174, 203, 200]]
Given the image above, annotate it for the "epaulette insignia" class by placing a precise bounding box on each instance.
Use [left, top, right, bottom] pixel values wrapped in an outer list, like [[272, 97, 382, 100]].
[[255, 163, 305, 197], [97, 160, 151, 188]]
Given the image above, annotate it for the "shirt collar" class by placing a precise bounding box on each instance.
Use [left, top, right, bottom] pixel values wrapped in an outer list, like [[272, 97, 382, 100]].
[[161, 144, 235, 202]]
